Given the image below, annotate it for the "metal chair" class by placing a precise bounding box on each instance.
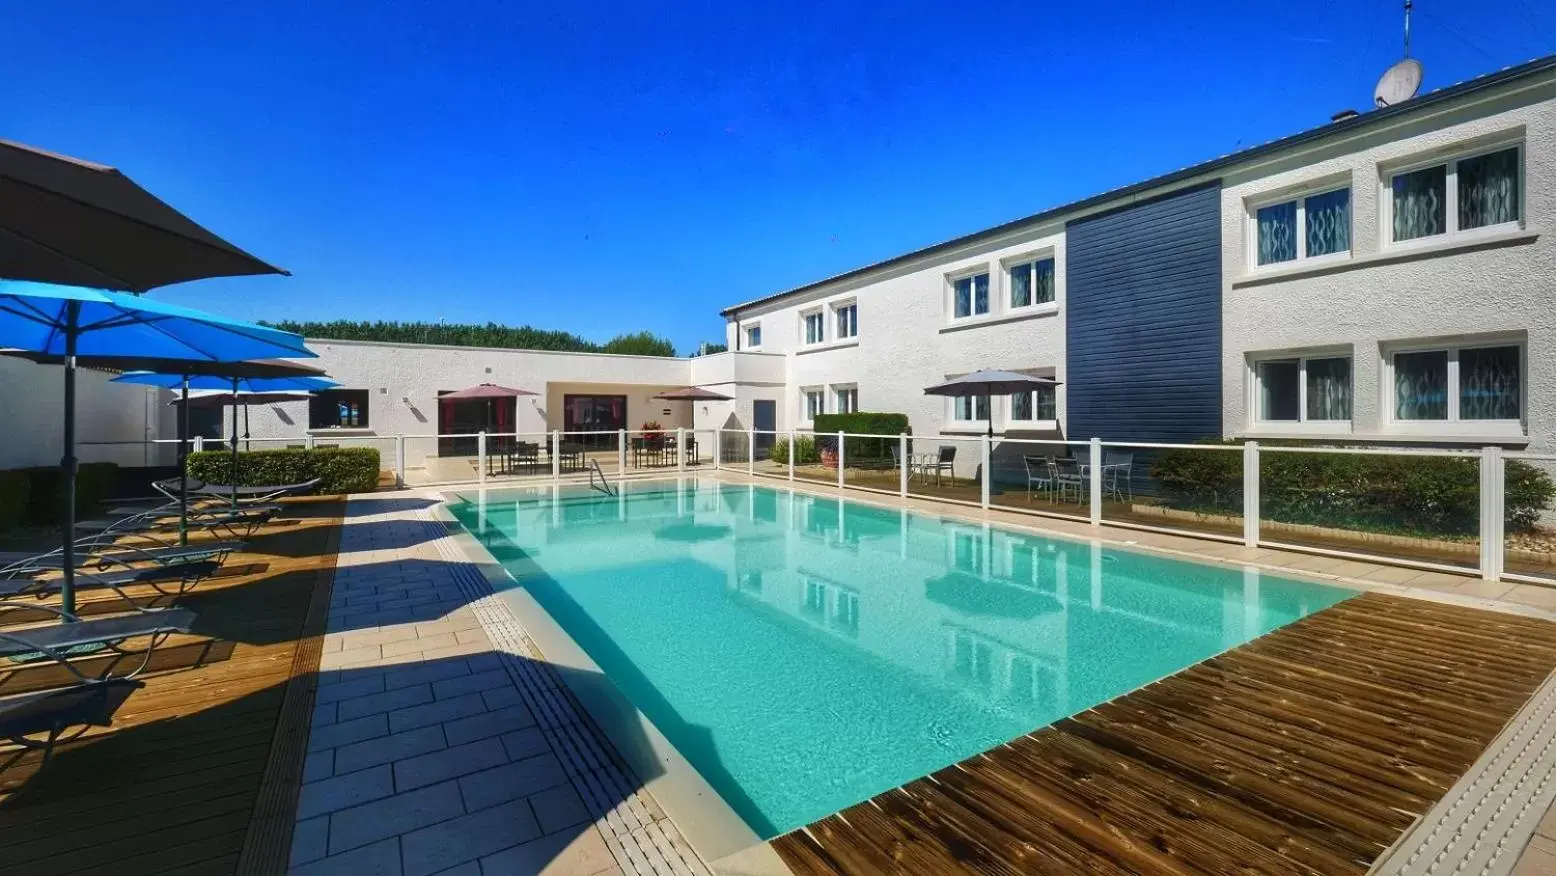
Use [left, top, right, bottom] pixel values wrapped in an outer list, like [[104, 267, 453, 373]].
[[1054, 457, 1086, 503], [1022, 455, 1054, 502], [1102, 451, 1134, 502], [925, 446, 957, 485]]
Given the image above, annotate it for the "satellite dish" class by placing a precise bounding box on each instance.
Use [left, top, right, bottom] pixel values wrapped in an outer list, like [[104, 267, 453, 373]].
[[1375, 58, 1424, 108]]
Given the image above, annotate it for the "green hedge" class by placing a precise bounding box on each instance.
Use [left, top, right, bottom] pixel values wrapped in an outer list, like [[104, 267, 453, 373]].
[[186, 447, 380, 494], [17, 462, 118, 526], [0, 470, 30, 533], [1151, 440, 1555, 536], [812, 413, 910, 461], [768, 435, 821, 465]]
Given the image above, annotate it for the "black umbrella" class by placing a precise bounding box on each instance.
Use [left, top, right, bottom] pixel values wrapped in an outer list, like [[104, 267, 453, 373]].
[[0, 138, 288, 291], [923, 370, 1062, 438]]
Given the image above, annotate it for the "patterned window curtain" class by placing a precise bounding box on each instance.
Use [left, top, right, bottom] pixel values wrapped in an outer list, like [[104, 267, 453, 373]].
[[1036, 386, 1056, 419], [1460, 346, 1521, 420], [1458, 148, 1520, 230], [1395, 351, 1448, 420], [1010, 391, 1032, 419], [954, 278, 972, 317], [973, 274, 989, 314], [1392, 166, 1446, 241], [1305, 357, 1351, 421], [1256, 201, 1297, 265], [1010, 264, 1031, 308], [1034, 259, 1055, 303], [1304, 190, 1351, 257]]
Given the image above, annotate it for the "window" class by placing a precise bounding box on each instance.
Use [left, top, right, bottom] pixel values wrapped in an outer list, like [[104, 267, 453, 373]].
[[745, 324, 762, 348], [831, 590, 859, 635], [802, 388, 825, 421], [834, 303, 858, 340], [1008, 258, 1056, 308], [952, 394, 990, 421], [1253, 186, 1351, 266], [1010, 385, 1057, 422], [834, 386, 858, 414], [952, 272, 990, 319], [1392, 343, 1521, 423], [950, 631, 993, 688], [1252, 356, 1351, 423], [1389, 145, 1521, 243], [802, 311, 824, 345], [309, 389, 369, 429]]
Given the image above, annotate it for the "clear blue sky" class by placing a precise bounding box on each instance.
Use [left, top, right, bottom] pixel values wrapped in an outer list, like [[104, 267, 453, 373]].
[[5, 1, 1551, 354]]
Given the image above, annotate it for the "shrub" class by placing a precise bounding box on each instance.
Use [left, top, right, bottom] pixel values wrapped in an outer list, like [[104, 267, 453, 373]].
[[813, 413, 910, 461], [1150, 440, 1555, 536], [186, 447, 380, 494], [20, 462, 119, 526], [769, 435, 821, 465], [0, 470, 30, 533]]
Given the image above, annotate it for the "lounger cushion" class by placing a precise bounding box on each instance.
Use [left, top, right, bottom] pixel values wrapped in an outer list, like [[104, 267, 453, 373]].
[[0, 608, 196, 657], [0, 678, 143, 739]]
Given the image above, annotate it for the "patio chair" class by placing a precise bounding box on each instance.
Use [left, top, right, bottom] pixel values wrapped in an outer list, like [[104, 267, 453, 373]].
[[0, 561, 220, 607], [925, 447, 956, 485], [1023, 456, 1055, 502], [0, 677, 144, 768], [0, 604, 198, 679], [511, 441, 541, 473], [1102, 451, 1135, 502], [1054, 457, 1086, 503]]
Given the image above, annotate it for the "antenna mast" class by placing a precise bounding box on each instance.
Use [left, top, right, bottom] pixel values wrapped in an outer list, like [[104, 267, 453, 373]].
[[1403, 0, 1413, 58]]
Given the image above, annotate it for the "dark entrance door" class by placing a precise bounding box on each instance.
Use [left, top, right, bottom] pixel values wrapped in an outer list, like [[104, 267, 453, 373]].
[[437, 394, 516, 457], [563, 394, 627, 449], [752, 399, 777, 456]]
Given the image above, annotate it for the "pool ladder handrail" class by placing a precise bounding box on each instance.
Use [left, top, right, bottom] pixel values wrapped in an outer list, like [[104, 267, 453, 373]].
[[588, 458, 617, 497]]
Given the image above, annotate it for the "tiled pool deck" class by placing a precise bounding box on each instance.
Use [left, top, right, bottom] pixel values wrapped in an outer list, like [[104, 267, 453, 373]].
[[288, 474, 1556, 875]]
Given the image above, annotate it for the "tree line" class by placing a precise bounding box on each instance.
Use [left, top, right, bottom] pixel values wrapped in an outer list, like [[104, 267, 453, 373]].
[[262, 320, 679, 357]]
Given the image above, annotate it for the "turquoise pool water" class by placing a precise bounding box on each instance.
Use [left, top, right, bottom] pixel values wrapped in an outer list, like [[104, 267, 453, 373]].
[[447, 480, 1353, 838]]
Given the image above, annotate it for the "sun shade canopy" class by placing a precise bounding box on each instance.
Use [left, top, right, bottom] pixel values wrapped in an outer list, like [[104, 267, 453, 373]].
[[922, 370, 1061, 397], [113, 371, 336, 393], [652, 386, 734, 401], [0, 351, 325, 379], [0, 138, 287, 291], [440, 383, 538, 400]]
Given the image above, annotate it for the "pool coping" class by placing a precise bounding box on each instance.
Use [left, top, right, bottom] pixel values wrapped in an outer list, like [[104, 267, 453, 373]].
[[428, 474, 1556, 875]]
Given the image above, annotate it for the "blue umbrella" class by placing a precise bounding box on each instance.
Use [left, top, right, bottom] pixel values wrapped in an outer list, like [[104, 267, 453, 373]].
[[0, 283, 314, 615], [115, 371, 337, 511]]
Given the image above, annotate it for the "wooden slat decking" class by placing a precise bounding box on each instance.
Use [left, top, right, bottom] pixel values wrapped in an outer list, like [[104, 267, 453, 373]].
[[0, 498, 342, 876], [773, 592, 1556, 876]]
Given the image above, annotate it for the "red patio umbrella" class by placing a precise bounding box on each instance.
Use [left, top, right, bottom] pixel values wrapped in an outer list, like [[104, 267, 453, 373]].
[[440, 383, 537, 435]]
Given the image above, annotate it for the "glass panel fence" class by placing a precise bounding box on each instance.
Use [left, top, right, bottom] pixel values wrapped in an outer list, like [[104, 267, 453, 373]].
[[1101, 441, 1244, 541], [1259, 445, 1479, 571], [751, 430, 786, 479], [1505, 453, 1556, 583], [717, 429, 751, 470], [791, 430, 835, 487], [840, 432, 905, 494], [988, 437, 1091, 521], [903, 435, 984, 505]]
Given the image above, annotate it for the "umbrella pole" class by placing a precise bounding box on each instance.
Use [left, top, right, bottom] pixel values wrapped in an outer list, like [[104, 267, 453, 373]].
[[244, 403, 251, 452], [60, 302, 80, 618], [230, 378, 240, 509], [179, 376, 190, 545]]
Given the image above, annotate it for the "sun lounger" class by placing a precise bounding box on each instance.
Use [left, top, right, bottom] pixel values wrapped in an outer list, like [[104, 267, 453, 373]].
[[0, 561, 220, 606], [0, 605, 197, 679], [89, 505, 278, 541], [194, 477, 321, 503], [0, 541, 242, 579], [0, 678, 143, 766]]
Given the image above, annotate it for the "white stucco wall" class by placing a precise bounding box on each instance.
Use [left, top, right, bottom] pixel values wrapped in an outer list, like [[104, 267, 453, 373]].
[[1220, 74, 1556, 451], [0, 358, 176, 469]]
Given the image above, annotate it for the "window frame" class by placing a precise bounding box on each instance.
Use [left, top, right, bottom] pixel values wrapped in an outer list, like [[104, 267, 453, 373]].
[[832, 299, 859, 341], [949, 393, 990, 425], [800, 308, 826, 346], [832, 384, 858, 415], [947, 268, 992, 322], [1002, 253, 1059, 314], [1006, 383, 1058, 429], [800, 386, 826, 423], [1245, 181, 1353, 271], [309, 388, 371, 430], [1247, 352, 1353, 429], [1382, 337, 1526, 433], [1381, 140, 1525, 250], [744, 322, 762, 350]]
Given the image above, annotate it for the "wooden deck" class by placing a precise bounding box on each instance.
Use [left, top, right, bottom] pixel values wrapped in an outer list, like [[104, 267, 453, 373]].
[[773, 592, 1556, 876], [0, 498, 342, 876]]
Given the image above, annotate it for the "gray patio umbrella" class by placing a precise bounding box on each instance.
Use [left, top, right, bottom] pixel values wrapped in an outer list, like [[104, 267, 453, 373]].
[[0, 138, 288, 291], [923, 370, 1062, 438]]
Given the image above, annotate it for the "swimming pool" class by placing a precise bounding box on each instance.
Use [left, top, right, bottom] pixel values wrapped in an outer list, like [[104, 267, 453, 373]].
[[446, 480, 1353, 840]]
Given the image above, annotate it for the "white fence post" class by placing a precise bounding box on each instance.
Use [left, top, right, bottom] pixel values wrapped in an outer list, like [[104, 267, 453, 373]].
[[618, 429, 627, 473], [395, 435, 406, 489], [747, 428, 756, 475], [788, 430, 796, 481], [712, 429, 721, 471], [1481, 446, 1505, 581], [305, 434, 316, 450], [899, 433, 909, 498], [1089, 437, 1102, 526], [1243, 440, 1260, 548], [477, 431, 487, 485], [677, 427, 686, 473], [837, 431, 846, 489], [980, 434, 991, 509], [193, 435, 205, 453], [551, 430, 561, 480]]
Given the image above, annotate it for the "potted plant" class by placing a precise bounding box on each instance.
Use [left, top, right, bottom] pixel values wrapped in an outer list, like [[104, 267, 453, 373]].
[[641, 420, 665, 446]]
